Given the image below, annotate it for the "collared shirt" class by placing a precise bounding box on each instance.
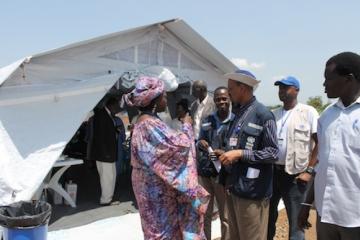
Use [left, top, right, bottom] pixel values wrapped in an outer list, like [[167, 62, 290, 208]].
[[193, 95, 209, 139], [199, 111, 235, 150], [230, 97, 278, 164], [315, 96, 360, 227]]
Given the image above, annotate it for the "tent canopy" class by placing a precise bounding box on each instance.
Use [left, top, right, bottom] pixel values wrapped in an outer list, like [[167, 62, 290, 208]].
[[0, 18, 237, 205]]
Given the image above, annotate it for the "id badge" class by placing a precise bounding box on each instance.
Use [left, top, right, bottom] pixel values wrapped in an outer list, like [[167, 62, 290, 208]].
[[229, 137, 238, 147]]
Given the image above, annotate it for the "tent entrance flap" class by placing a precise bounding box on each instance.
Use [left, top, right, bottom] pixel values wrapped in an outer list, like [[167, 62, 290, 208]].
[[0, 74, 121, 206], [0, 19, 237, 206]]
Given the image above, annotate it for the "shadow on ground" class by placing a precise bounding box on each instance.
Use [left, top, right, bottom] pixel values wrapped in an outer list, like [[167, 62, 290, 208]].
[[48, 163, 138, 231]]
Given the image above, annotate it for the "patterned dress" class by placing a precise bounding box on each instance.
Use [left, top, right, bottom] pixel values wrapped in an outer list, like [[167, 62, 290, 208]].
[[131, 116, 209, 240]]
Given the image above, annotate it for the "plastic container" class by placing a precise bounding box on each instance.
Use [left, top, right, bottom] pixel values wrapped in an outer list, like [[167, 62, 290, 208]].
[[3, 224, 48, 240], [65, 180, 77, 206], [52, 190, 63, 205], [0, 201, 51, 240]]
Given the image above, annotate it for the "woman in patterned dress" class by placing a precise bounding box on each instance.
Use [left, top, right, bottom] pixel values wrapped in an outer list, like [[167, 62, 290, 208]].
[[123, 76, 209, 240]]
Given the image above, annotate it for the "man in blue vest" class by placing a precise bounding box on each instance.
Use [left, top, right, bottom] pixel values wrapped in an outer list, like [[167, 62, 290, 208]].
[[216, 70, 279, 240], [197, 87, 234, 240]]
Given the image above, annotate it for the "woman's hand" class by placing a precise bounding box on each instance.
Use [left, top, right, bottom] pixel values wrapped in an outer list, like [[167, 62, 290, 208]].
[[198, 140, 209, 150], [181, 115, 193, 125]]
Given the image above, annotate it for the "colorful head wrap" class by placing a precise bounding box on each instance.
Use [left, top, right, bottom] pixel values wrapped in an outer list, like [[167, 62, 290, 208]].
[[123, 76, 164, 108]]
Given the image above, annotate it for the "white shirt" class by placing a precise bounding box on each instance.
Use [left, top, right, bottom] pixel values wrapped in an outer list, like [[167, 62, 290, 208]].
[[276, 108, 293, 165], [315, 97, 360, 227], [193, 95, 209, 139], [170, 119, 183, 131]]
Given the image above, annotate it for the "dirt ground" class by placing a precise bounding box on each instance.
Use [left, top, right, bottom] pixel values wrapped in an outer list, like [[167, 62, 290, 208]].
[[213, 209, 317, 240], [275, 209, 317, 240]]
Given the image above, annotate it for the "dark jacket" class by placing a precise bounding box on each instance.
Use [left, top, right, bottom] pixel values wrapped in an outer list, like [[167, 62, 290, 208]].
[[88, 108, 117, 163], [226, 101, 277, 200], [197, 112, 234, 177]]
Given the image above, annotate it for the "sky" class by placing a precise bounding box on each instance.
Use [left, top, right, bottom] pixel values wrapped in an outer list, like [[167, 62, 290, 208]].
[[1, 0, 359, 105]]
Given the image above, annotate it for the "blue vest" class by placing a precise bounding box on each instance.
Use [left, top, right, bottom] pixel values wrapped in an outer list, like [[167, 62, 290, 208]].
[[227, 101, 275, 200], [197, 113, 233, 177]]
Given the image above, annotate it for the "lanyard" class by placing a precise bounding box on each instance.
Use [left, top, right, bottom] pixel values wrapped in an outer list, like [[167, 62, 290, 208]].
[[278, 108, 293, 137], [232, 105, 255, 136]]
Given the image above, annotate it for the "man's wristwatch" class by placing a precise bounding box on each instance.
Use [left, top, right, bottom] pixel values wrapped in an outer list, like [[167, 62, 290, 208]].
[[305, 166, 315, 176]]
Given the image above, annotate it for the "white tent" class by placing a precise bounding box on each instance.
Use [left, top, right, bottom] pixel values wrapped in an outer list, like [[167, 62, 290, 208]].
[[0, 18, 237, 206]]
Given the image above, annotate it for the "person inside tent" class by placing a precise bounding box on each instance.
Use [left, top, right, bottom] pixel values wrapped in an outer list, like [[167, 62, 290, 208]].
[[87, 97, 122, 206]]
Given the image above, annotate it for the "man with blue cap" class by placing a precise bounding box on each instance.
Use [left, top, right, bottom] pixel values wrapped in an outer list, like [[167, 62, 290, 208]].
[[268, 76, 319, 240], [215, 70, 279, 240]]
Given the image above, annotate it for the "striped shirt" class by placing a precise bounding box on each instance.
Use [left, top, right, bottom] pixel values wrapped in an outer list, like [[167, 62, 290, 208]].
[[230, 97, 278, 164]]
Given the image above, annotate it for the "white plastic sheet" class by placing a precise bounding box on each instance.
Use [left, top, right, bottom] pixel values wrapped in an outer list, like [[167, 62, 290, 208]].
[[48, 213, 221, 240], [0, 18, 237, 206]]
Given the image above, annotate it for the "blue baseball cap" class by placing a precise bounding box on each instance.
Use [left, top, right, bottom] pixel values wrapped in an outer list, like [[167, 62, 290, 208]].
[[274, 76, 300, 89]]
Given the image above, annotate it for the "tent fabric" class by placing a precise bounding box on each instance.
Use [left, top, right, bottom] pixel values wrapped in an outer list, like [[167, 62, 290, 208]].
[[0, 18, 237, 206], [0, 58, 27, 86]]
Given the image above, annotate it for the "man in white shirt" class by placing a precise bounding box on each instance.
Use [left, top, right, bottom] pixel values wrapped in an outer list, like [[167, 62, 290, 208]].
[[268, 76, 319, 240], [190, 80, 216, 140], [298, 52, 360, 239]]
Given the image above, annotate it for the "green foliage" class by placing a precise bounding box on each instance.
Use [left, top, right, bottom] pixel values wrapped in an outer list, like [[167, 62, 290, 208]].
[[268, 96, 330, 113], [307, 96, 330, 113], [267, 104, 282, 110]]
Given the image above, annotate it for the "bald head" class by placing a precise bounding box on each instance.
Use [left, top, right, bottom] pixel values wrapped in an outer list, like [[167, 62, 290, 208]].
[[192, 80, 208, 101], [193, 80, 207, 88]]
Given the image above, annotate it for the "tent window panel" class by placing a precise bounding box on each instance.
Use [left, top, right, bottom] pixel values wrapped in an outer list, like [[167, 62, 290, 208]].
[[138, 40, 160, 65], [162, 43, 179, 68], [180, 54, 204, 71], [100, 47, 135, 63]]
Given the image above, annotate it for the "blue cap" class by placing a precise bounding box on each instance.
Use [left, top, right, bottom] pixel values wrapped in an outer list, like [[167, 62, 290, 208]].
[[235, 69, 256, 79], [224, 69, 261, 90], [274, 76, 300, 89]]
